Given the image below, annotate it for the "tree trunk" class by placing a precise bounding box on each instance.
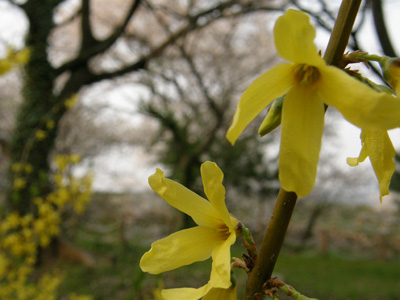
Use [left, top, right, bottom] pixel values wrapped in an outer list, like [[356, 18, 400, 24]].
[[8, 1, 59, 214]]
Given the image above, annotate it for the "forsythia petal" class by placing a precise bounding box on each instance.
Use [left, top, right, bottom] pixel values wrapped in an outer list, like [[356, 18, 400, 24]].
[[318, 66, 400, 130], [200, 162, 232, 228], [274, 9, 324, 66], [161, 283, 212, 300], [347, 130, 395, 201], [202, 285, 237, 300], [367, 131, 395, 201], [140, 226, 222, 274], [210, 232, 237, 289], [149, 168, 221, 227], [279, 86, 325, 198], [226, 63, 293, 145]]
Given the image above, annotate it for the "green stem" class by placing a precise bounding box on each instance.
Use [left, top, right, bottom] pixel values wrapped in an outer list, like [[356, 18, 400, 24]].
[[269, 278, 319, 300], [323, 0, 362, 66], [360, 54, 385, 63], [242, 189, 297, 300]]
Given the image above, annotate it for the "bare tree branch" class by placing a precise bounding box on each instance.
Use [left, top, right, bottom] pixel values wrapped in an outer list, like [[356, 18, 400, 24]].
[[87, 1, 284, 84], [56, 0, 141, 75], [371, 0, 397, 57], [178, 44, 223, 119], [80, 0, 97, 50]]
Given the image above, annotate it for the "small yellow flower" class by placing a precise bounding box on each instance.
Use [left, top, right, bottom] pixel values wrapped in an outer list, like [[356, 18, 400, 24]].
[[46, 120, 55, 130], [24, 164, 33, 174], [35, 129, 47, 141], [6, 212, 20, 229], [69, 154, 82, 164], [0, 47, 29, 76], [64, 95, 78, 108], [55, 155, 68, 171], [226, 9, 400, 197], [9, 47, 30, 65], [13, 178, 27, 189], [21, 214, 33, 227], [11, 162, 22, 173], [0, 59, 11, 75], [140, 161, 239, 300], [347, 130, 395, 202]]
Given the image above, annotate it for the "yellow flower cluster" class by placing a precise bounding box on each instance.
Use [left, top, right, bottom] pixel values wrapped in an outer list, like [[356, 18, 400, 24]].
[[64, 94, 79, 108], [0, 155, 93, 300], [11, 163, 32, 190], [0, 47, 30, 76]]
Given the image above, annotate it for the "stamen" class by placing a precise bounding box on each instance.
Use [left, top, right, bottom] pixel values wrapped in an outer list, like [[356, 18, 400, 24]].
[[293, 64, 320, 85]]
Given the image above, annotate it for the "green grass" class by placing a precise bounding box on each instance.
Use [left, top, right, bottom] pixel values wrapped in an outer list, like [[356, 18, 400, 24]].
[[274, 252, 400, 300], [56, 242, 400, 300], [57, 243, 149, 300]]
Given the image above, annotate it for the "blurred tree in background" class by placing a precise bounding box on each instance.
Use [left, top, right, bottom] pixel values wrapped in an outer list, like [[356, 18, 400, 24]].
[[2, 0, 288, 217]]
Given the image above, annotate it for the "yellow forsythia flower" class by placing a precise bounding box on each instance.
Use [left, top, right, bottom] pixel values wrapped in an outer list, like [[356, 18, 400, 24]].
[[140, 161, 239, 300], [46, 120, 55, 130], [6, 212, 20, 229], [347, 130, 395, 202], [35, 130, 47, 141], [64, 95, 78, 108], [0, 47, 29, 76], [9, 47, 30, 65], [13, 178, 27, 189], [226, 9, 400, 198], [68, 154, 81, 163], [24, 164, 33, 174], [11, 163, 22, 173], [54, 155, 68, 172]]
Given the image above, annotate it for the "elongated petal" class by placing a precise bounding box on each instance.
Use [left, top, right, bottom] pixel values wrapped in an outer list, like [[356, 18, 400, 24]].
[[200, 162, 232, 228], [140, 226, 222, 274], [319, 66, 400, 130], [346, 146, 368, 166], [161, 282, 212, 300], [210, 231, 237, 288], [364, 130, 396, 201], [149, 168, 221, 227], [279, 86, 325, 198], [274, 9, 324, 66], [226, 63, 293, 145], [347, 131, 368, 166], [202, 285, 237, 300]]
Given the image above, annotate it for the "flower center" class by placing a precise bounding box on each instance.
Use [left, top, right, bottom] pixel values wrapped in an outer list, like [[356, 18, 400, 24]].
[[216, 224, 231, 239], [293, 64, 320, 85]]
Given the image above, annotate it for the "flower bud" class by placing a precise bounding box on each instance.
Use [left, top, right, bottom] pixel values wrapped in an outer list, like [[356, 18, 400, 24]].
[[258, 95, 284, 137], [380, 57, 400, 95]]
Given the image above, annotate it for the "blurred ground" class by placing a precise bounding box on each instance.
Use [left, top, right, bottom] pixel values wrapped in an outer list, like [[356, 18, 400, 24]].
[[55, 191, 400, 300]]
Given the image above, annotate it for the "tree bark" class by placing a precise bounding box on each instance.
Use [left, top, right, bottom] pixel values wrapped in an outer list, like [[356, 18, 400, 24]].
[[8, 0, 59, 213]]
